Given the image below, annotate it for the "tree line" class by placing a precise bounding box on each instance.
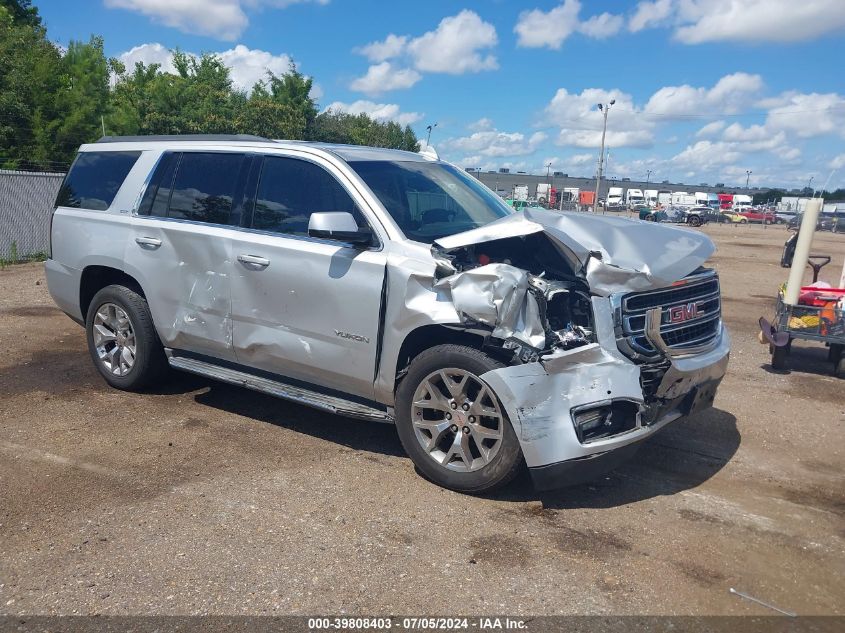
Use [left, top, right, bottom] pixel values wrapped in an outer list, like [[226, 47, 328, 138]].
[[0, 0, 419, 172]]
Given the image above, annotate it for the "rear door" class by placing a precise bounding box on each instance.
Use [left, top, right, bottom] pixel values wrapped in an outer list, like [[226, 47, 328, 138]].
[[125, 151, 251, 361], [229, 153, 387, 400]]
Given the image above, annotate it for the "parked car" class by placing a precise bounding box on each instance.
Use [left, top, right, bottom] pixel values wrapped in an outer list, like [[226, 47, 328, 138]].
[[46, 135, 730, 494], [721, 210, 747, 224], [637, 205, 668, 222], [737, 209, 778, 224]]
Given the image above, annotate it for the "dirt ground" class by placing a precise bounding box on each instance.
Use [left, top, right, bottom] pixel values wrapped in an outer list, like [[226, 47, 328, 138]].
[[0, 223, 842, 616]]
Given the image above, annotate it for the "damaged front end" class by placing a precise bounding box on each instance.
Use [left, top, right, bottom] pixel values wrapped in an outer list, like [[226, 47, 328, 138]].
[[424, 210, 730, 489]]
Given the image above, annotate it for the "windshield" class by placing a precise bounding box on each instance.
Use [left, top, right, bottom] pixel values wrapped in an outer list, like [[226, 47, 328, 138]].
[[350, 160, 512, 243]]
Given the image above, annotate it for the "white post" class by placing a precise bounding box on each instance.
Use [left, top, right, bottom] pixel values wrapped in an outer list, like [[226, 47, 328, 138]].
[[784, 198, 823, 305]]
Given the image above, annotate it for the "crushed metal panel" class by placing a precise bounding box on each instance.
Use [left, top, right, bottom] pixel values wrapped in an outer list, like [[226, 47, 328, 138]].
[[433, 263, 546, 349], [435, 208, 715, 295], [480, 343, 644, 467]]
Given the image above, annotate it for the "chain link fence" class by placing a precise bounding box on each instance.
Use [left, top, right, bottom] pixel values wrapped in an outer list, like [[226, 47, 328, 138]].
[[0, 169, 65, 261]]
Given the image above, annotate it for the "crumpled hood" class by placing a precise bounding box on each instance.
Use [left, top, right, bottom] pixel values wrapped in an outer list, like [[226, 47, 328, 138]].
[[434, 208, 715, 295]]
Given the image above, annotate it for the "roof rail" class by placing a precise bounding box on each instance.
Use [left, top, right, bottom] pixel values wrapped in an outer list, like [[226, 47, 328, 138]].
[[94, 134, 273, 143]]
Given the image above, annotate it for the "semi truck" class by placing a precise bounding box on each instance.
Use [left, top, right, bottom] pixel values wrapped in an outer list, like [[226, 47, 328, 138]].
[[607, 187, 624, 207], [644, 189, 658, 207], [626, 189, 645, 206]]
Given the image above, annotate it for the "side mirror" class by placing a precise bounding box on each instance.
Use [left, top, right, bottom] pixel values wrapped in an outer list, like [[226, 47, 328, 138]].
[[308, 212, 373, 246]]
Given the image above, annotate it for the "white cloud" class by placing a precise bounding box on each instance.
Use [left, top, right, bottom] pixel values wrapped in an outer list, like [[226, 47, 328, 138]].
[[105, 0, 248, 40], [354, 34, 408, 63], [514, 0, 581, 49], [468, 117, 494, 132], [544, 87, 654, 148], [644, 72, 764, 117], [442, 129, 548, 157], [515, 1, 623, 48], [696, 120, 725, 137], [323, 100, 423, 126], [407, 10, 498, 74], [218, 45, 292, 91], [764, 91, 845, 139], [105, 0, 329, 40], [117, 43, 296, 93], [349, 62, 421, 95], [578, 12, 624, 39], [830, 154, 845, 170], [352, 10, 498, 79], [119, 42, 176, 73], [628, 0, 673, 33], [628, 0, 845, 43]]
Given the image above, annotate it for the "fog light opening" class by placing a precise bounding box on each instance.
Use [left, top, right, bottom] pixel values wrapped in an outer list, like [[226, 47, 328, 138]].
[[573, 401, 639, 443]]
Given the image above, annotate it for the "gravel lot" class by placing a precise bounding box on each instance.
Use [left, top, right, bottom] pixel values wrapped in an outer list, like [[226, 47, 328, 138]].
[[0, 223, 842, 616]]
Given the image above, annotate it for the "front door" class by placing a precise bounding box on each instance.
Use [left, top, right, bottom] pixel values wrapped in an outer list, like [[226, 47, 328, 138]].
[[230, 154, 386, 400]]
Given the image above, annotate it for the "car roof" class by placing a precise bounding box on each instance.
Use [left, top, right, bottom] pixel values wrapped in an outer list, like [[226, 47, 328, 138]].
[[86, 135, 430, 163]]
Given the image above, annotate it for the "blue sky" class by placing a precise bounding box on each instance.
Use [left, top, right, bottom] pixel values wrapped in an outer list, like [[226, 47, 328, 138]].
[[38, 0, 845, 189]]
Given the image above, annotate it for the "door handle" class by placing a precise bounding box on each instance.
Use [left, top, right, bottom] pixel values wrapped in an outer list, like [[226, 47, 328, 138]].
[[135, 236, 162, 248], [237, 254, 270, 268]]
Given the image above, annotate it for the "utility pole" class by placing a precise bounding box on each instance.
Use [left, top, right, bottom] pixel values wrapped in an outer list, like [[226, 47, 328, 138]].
[[593, 100, 614, 214]]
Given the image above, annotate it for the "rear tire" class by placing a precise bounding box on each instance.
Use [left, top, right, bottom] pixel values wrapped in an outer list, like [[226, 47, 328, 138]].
[[394, 344, 523, 494], [645, 213, 655, 222], [688, 215, 702, 227], [85, 284, 168, 391], [740, 218, 748, 224]]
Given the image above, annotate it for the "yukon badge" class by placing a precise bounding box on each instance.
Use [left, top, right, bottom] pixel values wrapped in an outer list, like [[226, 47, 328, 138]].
[[668, 301, 705, 324], [335, 329, 370, 344]]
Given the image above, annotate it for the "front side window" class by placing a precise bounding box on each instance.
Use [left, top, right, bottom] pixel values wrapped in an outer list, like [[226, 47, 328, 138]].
[[253, 156, 366, 236], [167, 152, 245, 225], [350, 161, 512, 243], [56, 151, 141, 211]]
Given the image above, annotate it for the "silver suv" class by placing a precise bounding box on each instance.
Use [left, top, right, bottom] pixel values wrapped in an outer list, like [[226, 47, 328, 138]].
[[46, 135, 730, 493]]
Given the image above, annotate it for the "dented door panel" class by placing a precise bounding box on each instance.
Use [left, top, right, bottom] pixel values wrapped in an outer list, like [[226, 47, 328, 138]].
[[230, 231, 387, 400], [125, 217, 236, 361]]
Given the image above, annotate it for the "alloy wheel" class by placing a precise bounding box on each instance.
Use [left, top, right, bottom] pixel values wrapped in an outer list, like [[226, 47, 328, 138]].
[[92, 302, 137, 376], [411, 368, 504, 472]]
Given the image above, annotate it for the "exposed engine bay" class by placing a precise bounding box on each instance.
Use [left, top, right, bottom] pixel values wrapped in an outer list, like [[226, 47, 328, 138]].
[[431, 233, 594, 364]]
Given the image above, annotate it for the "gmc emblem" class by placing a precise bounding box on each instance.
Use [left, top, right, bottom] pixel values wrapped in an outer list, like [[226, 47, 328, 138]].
[[668, 301, 705, 324]]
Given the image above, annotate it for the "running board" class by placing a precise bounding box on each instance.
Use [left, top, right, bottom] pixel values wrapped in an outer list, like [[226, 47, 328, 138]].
[[167, 353, 394, 423]]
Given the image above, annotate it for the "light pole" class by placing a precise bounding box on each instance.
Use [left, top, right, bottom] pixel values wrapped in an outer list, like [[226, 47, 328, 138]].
[[593, 100, 614, 214], [646, 169, 652, 185], [425, 123, 438, 147], [745, 170, 752, 189]]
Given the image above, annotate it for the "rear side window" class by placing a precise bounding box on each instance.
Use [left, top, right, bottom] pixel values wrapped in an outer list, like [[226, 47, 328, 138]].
[[167, 152, 246, 225], [253, 156, 364, 236], [56, 151, 141, 211]]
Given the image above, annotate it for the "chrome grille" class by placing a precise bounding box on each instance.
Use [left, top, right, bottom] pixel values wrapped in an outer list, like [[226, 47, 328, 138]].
[[617, 270, 721, 360]]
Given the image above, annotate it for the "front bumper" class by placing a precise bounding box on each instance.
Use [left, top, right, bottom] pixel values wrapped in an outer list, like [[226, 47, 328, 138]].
[[480, 300, 730, 490]]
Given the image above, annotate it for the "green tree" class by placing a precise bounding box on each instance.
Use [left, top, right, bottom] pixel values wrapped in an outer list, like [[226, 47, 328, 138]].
[[263, 62, 318, 135], [312, 110, 419, 150], [0, 3, 63, 169], [1, 0, 40, 27]]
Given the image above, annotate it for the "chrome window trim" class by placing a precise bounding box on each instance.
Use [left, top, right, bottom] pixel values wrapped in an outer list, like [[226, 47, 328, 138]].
[[128, 213, 384, 253]]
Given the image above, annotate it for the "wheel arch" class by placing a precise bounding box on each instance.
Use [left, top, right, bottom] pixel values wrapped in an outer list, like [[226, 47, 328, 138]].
[[79, 265, 146, 320], [394, 325, 489, 383]]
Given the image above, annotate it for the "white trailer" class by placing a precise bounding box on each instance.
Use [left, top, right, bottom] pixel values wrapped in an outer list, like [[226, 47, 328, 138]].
[[644, 189, 658, 207]]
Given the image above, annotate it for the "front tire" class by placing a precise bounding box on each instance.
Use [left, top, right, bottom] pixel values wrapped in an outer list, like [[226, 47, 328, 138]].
[[688, 215, 702, 227], [86, 284, 168, 391], [394, 344, 523, 494]]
